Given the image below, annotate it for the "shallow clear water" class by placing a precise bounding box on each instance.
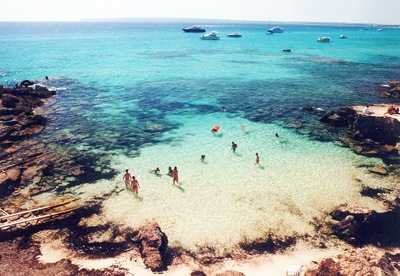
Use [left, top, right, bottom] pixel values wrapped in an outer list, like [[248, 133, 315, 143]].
[[1, 22, 400, 251]]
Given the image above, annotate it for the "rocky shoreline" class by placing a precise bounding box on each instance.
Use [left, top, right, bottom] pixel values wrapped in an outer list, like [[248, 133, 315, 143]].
[[2, 81, 400, 275]]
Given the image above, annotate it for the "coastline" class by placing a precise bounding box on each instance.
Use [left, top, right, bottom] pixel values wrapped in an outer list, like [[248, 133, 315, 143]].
[[2, 82, 400, 275]]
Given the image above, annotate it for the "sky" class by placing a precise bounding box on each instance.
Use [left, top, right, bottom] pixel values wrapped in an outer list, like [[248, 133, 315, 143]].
[[0, 0, 399, 25]]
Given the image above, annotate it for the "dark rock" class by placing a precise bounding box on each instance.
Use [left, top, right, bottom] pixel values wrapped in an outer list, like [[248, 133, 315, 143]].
[[0, 167, 21, 196], [21, 80, 35, 87], [0, 108, 25, 116], [389, 81, 400, 89], [330, 204, 376, 221], [2, 94, 20, 108], [137, 221, 168, 271], [319, 107, 356, 127], [382, 81, 400, 98], [327, 204, 400, 246]]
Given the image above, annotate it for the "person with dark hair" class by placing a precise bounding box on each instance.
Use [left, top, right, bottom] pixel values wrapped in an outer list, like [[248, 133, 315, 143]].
[[363, 105, 373, 115], [231, 142, 238, 153], [166, 167, 173, 176], [173, 167, 179, 185], [123, 169, 131, 188], [130, 176, 140, 195]]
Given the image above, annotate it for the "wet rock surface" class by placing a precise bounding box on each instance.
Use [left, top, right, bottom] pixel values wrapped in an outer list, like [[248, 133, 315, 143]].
[[381, 81, 400, 98]]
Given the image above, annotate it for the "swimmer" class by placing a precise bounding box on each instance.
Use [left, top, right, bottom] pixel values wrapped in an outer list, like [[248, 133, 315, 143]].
[[275, 133, 286, 139], [166, 167, 173, 176], [255, 153, 259, 164], [241, 126, 246, 131], [231, 142, 238, 153], [151, 167, 160, 174], [211, 126, 220, 133], [123, 169, 131, 188], [200, 155, 205, 162], [221, 107, 226, 112], [173, 167, 179, 185], [130, 176, 140, 195]]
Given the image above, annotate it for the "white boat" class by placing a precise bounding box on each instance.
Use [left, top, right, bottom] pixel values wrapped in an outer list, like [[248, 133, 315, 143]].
[[317, 37, 331, 43], [200, 31, 220, 40], [339, 35, 347, 39], [227, 32, 242, 37], [267, 27, 283, 33], [377, 28, 383, 31], [182, 25, 206, 33]]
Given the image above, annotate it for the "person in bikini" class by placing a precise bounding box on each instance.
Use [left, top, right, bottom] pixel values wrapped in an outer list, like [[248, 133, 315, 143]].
[[173, 167, 179, 185], [130, 176, 140, 195]]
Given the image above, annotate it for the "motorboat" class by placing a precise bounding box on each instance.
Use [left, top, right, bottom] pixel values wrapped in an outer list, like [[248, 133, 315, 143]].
[[200, 31, 220, 40], [339, 35, 347, 39], [182, 25, 206, 33], [317, 37, 331, 43], [283, 49, 291, 52], [227, 32, 242, 37], [267, 27, 283, 33], [377, 28, 383, 31]]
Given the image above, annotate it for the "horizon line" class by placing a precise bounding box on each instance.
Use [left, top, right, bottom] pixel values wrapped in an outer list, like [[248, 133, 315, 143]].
[[0, 17, 398, 27]]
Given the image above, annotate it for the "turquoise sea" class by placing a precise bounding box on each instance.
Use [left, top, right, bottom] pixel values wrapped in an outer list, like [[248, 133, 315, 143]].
[[1, 22, 400, 253]]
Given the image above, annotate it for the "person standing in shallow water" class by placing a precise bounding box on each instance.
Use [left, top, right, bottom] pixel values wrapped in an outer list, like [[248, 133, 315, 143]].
[[166, 167, 173, 176], [255, 153, 259, 165], [130, 176, 140, 195], [173, 167, 179, 185], [231, 142, 238, 153], [123, 169, 131, 188]]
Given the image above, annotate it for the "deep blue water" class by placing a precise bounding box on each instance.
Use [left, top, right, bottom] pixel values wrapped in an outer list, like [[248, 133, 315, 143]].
[[2, 21, 400, 251], [2, 22, 399, 154]]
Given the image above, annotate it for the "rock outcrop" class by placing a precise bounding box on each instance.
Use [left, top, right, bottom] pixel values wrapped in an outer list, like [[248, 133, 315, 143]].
[[0, 84, 56, 196], [325, 204, 400, 246], [319, 104, 400, 158], [137, 221, 169, 271], [301, 246, 400, 276], [381, 81, 400, 98]]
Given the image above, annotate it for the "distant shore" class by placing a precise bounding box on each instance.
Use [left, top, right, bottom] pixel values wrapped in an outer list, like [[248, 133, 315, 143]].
[[79, 17, 400, 28]]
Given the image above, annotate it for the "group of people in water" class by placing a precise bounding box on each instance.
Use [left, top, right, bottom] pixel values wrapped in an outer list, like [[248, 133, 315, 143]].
[[123, 166, 180, 195], [123, 170, 140, 195], [122, 106, 287, 196]]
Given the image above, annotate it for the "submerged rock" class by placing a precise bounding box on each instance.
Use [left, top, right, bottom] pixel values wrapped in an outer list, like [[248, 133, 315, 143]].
[[381, 80, 400, 98], [368, 166, 388, 175], [137, 221, 169, 271]]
